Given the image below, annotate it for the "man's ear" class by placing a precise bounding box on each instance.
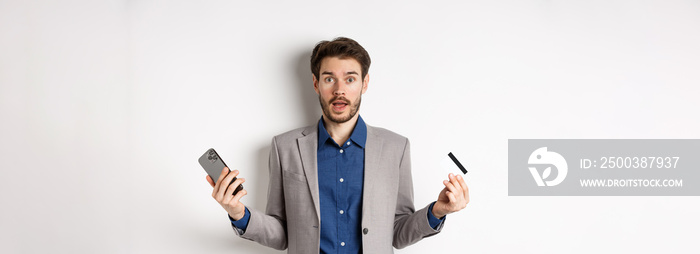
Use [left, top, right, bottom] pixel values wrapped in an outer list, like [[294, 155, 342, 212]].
[[361, 74, 369, 94], [312, 74, 320, 95]]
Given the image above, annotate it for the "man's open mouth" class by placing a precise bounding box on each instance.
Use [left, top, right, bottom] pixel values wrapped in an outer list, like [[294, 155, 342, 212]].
[[331, 100, 349, 111]]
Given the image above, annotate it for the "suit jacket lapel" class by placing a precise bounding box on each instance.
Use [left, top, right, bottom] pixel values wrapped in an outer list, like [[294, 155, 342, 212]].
[[298, 126, 321, 222], [362, 126, 384, 219]]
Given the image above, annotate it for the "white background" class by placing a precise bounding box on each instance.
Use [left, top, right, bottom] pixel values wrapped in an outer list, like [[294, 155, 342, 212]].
[[1, 0, 699, 253]]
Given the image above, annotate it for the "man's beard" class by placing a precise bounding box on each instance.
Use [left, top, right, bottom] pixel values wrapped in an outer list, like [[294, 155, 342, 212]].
[[319, 95, 361, 124]]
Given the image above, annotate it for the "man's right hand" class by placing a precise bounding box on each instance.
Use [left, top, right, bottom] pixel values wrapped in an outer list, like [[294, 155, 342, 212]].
[[207, 167, 247, 220]]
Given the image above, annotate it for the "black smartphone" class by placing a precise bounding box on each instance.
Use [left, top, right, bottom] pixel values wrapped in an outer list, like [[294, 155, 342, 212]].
[[198, 148, 243, 195]]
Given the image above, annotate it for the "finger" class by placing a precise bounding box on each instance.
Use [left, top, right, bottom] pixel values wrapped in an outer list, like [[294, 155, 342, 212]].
[[443, 179, 458, 197], [218, 170, 239, 196], [211, 171, 224, 197], [450, 174, 464, 197], [230, 189, 248, 205], [456, 175, 469, 199], [223, 178, 246, 203], [215, 167, 229, 188], [217, 170, 239, 200], [446, 191, 457, 205], [206, 175, 215, 187]]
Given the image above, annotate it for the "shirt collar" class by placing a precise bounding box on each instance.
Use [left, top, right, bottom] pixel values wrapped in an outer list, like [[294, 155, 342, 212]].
[[317, 115, 367, 149]]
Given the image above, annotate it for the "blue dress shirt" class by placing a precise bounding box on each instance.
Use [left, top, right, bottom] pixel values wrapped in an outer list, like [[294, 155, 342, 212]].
[[229, 115, 445, 252], [316, 116, 367, 254]]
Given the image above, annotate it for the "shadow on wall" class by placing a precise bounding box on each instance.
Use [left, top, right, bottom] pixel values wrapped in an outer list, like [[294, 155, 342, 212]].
[[246, 146, 271, 219], [246, 49, 320, 219], [294, 50, 322, 125]]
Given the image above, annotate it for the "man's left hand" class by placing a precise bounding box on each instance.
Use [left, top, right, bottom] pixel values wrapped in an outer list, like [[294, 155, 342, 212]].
[[432, 173, 469, 219]]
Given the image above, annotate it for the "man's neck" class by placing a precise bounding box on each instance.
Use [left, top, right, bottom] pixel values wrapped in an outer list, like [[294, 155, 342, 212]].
[[322, 114, 359, 145]]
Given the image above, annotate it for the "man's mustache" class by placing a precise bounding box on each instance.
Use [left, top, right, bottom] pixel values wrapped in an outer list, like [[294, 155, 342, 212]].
[[329, 96, 351, 105]]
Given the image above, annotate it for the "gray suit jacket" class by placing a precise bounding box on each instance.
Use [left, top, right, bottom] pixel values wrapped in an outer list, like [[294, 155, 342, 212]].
[[234, 124, 442, 253]]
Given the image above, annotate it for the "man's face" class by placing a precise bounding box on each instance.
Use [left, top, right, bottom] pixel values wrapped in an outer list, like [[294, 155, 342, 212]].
[[313, 56, 369, 124]]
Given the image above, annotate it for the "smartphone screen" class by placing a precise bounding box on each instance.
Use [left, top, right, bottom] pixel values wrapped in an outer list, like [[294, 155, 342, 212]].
[[198, 148, 243, 195]]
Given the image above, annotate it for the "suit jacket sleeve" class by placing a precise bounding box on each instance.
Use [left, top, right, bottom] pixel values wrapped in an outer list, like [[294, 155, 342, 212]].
[[232, 137, 288, 250], [392, 138, 442, 249]]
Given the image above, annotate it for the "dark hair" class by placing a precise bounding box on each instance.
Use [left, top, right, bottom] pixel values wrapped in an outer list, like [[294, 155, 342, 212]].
[[310, 37, 371, 81]]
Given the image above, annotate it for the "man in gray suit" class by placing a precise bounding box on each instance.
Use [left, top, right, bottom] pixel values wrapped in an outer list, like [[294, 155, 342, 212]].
[[207, 37, 469, 253]]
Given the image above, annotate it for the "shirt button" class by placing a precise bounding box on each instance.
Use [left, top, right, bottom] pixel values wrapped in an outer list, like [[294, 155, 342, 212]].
[[347, 141, 351, 145], [339, 149, 344, 153], [339, 210, 344, 214], [339, 178, 344, 183], [340, 242, 345, 246]]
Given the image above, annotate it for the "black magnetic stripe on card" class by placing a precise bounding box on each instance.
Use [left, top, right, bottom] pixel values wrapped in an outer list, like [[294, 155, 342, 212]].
[[448, 152, 468, 174]]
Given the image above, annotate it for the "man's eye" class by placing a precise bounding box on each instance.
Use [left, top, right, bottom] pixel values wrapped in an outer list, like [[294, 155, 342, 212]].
[[347, 77, 355, 83], [324, 77, 334, 83]]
